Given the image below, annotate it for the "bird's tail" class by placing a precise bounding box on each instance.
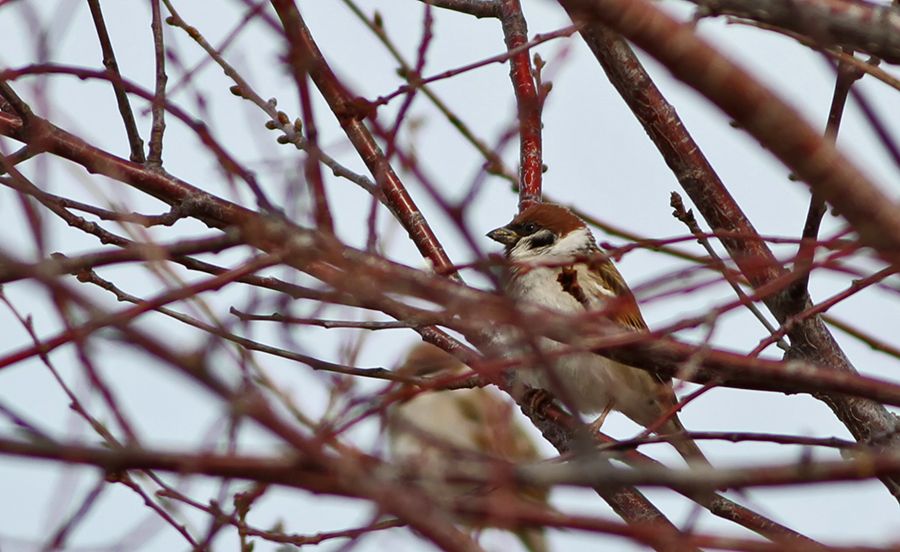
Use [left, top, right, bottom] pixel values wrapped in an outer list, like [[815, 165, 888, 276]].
[[514, 526, 548, 552]]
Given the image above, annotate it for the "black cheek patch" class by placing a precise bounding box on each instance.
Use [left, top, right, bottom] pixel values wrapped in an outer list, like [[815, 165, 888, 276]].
[[529, 232, 556, 249]]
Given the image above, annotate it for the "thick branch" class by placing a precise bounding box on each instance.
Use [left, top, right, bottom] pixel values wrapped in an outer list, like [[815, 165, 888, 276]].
[[417, 0, 501, 18], [564, 0, 900, 261], [689, 0, 900, 64], [2, 438, 880, 551], [498, 0, 543, 209], [241, 221, 900, 408], [558, 0, 900, 500], [1, 108, 898, 412]]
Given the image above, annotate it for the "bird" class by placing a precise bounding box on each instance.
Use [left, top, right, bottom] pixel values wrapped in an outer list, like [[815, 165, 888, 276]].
[[486, 202, 709, 466], [386, 342, 549, 552]]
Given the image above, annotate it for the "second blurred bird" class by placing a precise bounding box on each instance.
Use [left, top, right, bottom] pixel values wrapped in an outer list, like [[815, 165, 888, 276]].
[[386, 343, 549, 552]]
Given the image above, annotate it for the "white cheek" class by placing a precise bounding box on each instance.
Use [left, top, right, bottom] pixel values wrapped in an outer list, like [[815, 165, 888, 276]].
[[548, 227, 594, 256], [508, 227, 594, 261]]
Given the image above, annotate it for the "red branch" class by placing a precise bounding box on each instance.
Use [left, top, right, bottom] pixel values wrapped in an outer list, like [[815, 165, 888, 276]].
[[559, 0, 900, 500], [0, 255, 280, 371], [296, 54, 334, 232], [499, 0, 543, 210], [564, 0, 900, 264], [689, 0, 900, 64], [269, 0, 457, 275], [0, 109, 897, 411], [562, 24, 785, 289]]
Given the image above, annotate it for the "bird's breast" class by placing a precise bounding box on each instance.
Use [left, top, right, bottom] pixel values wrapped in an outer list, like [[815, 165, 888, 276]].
[[507, 266, 588, 312]]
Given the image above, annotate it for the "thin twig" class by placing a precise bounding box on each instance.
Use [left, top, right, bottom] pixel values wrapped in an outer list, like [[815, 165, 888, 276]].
[[824, 315, 900, 362], [0, 288, 199, 547], [789, 53, 864, 310], [0, 255, 283, 372], [74, 269, 449, 384], [0, 144, 41, 174], [2, 64, 276, 211], [86, 0, 146, 162], [751, 266, 898, 356], [0, 232, 241, 285], [44, 479, 108, 551], [601, 430, 859, 452], [728, 19, 900, 93], [229, 308, 418, 330], [147, 0, 167, 167], [166, 0, 268, 97], [161, 0, 374, 199], [670, 192, 788, 350], [159, 487, 405, 547], [344, 0, 516, 182]]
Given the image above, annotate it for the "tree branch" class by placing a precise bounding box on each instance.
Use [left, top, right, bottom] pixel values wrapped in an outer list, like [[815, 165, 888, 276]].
[[269, 0, 458, 277], [558, 0, 900, 500], [498, 0, 543, 209], [689, 0, 900, 64], [86, 0, 146, 163]]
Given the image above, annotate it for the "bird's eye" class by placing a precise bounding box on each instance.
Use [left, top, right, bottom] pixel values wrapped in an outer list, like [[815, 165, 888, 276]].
[[522, 222, 538, 234]]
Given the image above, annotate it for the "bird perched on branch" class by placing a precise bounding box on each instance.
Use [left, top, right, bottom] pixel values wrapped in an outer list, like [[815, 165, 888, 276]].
[[486, 202, 709, 466], [387, 342, 549, 552]]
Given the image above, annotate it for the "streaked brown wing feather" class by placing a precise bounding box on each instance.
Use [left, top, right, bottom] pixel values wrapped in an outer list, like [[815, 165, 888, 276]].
[[578, 260, 672, 384], [588, 260, 646, 329]]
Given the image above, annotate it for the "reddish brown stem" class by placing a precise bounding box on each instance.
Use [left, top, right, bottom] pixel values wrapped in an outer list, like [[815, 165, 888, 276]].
[[752, 265, 897, 356], [565, 0, 900, 261], [687, 0, 900, 64], [418, 0, 501, 18], [790, 55, 863, 308], [86, 0, 145, 163], [526, 398, 818, 544], [297, 69, 334, 232], [499, 0, 543, 210], [0, 67, 271, 211], [558, 0, 900, 500], [274, 0, 333, 231], [269, 0, 457, 276], [0, 255, 281, 371], [147, 0, 167, 167], [0, 233, 241, 285], [503, 389, 688, 550]]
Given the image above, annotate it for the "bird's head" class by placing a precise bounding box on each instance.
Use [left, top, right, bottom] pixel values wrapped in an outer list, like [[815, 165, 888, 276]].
[[486, 203, 595, 261]]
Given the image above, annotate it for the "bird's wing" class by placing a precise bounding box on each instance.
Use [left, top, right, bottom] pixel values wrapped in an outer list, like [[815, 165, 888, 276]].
[[576, 261, 674, 385], [578, 260, 648, 331]]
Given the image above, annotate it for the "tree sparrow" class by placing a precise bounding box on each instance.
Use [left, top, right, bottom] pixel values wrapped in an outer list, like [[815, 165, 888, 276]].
[[387, 343, 549, 552], [486, 203, 708, 465]]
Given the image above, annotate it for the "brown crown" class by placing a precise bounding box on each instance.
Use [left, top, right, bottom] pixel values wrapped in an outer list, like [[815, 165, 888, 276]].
[[508, 203, 585, 235]]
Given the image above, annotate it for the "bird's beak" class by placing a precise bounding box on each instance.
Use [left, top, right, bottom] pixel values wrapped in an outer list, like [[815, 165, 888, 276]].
[[486, 226, 519, 246]]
